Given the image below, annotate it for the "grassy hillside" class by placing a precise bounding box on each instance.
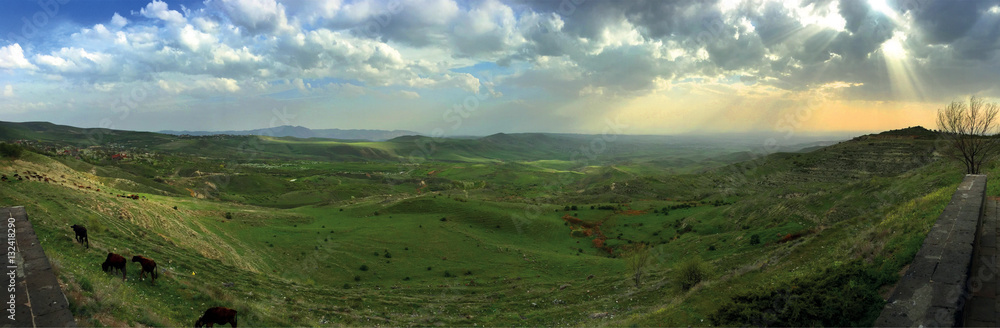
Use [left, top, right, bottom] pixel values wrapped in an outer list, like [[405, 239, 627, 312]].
[[0, 123, 980, 326]]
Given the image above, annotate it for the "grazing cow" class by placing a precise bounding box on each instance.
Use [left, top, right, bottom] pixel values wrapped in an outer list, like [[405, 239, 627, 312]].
[[70, 224, 89, 248], [131, 256, 158, 284], [102, 253, 127, 280], [195, 307, 237, 328]]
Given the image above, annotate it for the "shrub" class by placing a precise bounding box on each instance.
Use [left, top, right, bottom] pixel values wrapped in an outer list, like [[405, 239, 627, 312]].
[[359, 265, 369, 271], [384, 252, 392, 258], [444, 271, 454, 278], [710, 261, 893, 327], [354, 275, 361, 282], [343, 283, 351, 289], [224, 212, 233, 220], [0, 143, 24, 159], [708, 245, 716, 251], [571, 205, 578, 211], [749, 234, 761, 245], [678, 257, 710, 290]]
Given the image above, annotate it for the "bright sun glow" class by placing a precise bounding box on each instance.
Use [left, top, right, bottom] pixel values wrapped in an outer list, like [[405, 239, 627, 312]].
[[868, 0, 895, 16], [881, 35, 906, 59]]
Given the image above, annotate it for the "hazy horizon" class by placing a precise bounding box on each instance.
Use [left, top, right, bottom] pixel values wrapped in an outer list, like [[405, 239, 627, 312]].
[[3, 119, 883, 140], [2, 0, 999, 135]]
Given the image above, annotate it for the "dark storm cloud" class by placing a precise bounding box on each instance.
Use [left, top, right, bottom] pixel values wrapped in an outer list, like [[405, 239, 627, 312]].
[[908, 0, 988, 44]]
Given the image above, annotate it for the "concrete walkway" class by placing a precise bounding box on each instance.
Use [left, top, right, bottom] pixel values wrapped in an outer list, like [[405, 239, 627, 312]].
[[965, 198, 1000, 327]]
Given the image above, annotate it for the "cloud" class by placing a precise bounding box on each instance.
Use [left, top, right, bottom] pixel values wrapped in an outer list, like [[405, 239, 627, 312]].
[[395, 90, 420, 99], [33, 47, 113, 74], [111, 13, 129, 28], [0, 44, 37, 70], [208, 0, 293, 35], [157, 75, 241, 94], [6, 0, 1000, 133], [2, 85, 12, 97], [138, 0, 186, 25]]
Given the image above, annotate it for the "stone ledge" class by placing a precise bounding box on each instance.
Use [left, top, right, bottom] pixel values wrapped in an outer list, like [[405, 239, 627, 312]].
[[0, 206, 76, 328], [875, 174, 987, 327]]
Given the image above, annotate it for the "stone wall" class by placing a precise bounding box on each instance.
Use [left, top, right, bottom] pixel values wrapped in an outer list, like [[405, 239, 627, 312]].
[[1, 206, 76, 328], [875, 174, 987, 327]]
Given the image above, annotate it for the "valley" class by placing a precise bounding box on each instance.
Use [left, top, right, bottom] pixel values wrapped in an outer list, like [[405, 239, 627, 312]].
[[0, 122, 983, 327]]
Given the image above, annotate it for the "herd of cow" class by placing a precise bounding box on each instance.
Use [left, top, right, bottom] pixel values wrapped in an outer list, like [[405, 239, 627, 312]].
[[70, 224, 238, 327]]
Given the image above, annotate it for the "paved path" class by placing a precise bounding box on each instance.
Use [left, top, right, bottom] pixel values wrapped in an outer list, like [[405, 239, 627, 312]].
[[964, 198, 1000, 327], [0, 206, 75, 328]]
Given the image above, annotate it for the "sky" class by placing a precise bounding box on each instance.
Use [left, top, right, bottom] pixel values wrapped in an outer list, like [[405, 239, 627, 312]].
[[0, 0, 999, 136]]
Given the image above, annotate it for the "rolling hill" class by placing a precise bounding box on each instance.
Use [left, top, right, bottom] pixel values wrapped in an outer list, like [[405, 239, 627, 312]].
[[160, 125, 422, 141], [0, 121, 979, 327]]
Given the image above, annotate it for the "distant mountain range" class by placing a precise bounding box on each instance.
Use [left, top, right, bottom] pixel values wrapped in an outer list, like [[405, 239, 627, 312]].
[[159, 125, 422, 141]]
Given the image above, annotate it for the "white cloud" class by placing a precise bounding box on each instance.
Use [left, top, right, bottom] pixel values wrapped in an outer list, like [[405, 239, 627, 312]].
[[0, 44, 37, 70], [208, 0, 292, 35], [111, 12, 128, 28], [33, 47, 113, 74], [177, 24, 218, 52], [139, 0, 186, 25], [396, 90, 420, 99], [2, 85, 13, 97], [157, 75, 241, 94]]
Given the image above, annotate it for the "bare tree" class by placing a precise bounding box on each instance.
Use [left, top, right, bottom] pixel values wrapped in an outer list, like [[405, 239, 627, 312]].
[[937, 96, 1000, 174], [625, 243, 651, 287]]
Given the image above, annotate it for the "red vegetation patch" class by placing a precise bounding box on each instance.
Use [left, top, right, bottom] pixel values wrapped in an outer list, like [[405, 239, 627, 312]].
[[562, 215, 613, 254], [776, 230, 812, 244]]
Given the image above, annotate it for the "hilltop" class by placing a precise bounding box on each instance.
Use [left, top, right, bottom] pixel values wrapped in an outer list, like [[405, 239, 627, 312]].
[[0, 121, 983, 326], [160, 125, 422, 141]]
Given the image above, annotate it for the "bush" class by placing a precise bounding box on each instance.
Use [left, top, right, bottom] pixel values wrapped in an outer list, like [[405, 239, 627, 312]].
[[749, 234, 761, 245], [224, 212, 233, 220], [359, 264, 369, 271], [711, 261, 893, 327], [678, 257, 710, 290], [354, 275, 361, 282], [444, 271, 454, 278], [0, 143, 23, 159]]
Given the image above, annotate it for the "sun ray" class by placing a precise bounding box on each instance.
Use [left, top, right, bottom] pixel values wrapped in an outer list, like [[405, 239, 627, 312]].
[[881, 31, 926, 101]]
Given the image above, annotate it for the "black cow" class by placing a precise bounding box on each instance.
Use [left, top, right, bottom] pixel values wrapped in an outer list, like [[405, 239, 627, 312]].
[[131, 255, 158, 284], [70, 224, 88, 248], [101, 253, 127, 280], [195, 307, 237, 327]]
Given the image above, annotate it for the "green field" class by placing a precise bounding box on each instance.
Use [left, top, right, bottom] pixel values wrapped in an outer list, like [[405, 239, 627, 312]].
[[0, 122, 981, 326]]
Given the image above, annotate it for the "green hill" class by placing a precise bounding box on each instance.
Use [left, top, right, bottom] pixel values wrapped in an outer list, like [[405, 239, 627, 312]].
[[0, 121, 980, 326]]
